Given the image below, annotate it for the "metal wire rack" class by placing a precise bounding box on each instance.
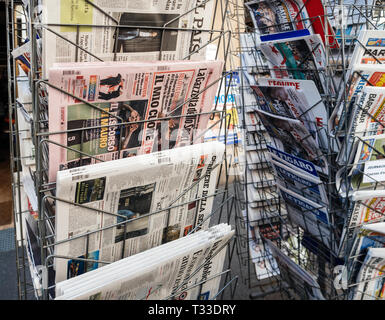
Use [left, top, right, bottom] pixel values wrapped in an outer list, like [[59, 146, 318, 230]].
[[6, 0, 242, 300], [226, 0, 385, 300]]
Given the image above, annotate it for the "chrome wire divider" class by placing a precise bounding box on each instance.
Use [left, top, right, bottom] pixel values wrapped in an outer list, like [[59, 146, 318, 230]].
[[6, 0, 241, 300], [226, 0, 385, 300]]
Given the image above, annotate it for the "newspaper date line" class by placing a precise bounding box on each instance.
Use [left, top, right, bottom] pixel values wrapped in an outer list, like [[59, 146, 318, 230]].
[[147, 304, 237, 317]]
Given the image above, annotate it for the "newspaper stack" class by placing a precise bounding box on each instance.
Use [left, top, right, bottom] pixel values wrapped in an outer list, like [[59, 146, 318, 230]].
[[41, 0, 217, 77], [236, 2, 341, 283], [347, 222, 385, 299], [349, 222, 385, 263], [54, 141, 225, 283], [236, 65, 282, 279], [334, 30, 385, 257], [47, 59, 224, 182], [339, 192, 385, 257], [351, 247, 385, 300], [331, 29, 385, 139], [55, 223, 234, 300], [247, 78, 333, 251]]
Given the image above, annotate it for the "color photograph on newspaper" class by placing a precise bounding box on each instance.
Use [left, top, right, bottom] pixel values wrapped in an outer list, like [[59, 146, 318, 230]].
[[270, 155, 328, 205], [259, 33, 327, 94], [255, 109, 328, 174], [65, 100, 147, 166], [114, 183, 155, 243], [245, 0, 294, 35], [48, 60, 223, 182], [252, 79, 329, 149]]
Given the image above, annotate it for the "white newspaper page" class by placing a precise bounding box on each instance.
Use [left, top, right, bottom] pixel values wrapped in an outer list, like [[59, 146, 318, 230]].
[[55, 224, 234, 300], [41, 0, 216, 77], [54, 141, 225, 283]]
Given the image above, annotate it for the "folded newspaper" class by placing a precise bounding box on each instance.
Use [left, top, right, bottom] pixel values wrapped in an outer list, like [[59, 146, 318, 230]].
[[47, 59, 223, 182], [249, 81, 327, 171], [338, 87, 385, 165], [265, 238, 325, 300], [349, 222, 385, 264], [270, 155, 328, 205], [349, 30, 385, 70], [331, 64, 385, 134], [277, 184, 334, 251], [258, 31, 328, 94], [41, 0, 216, 77], [245, 219, 280, 280], [353, 87, 385, 138], [266, 144, 324, 180], [349, 133, 385, 194], [351, 247, 385, 300], [55, 223, 234, 300], [245, 0, 309, 35], [254, 78, 329, 150], [339, 193, 385, 257], [54, 141, 225, 283], [255, 108, 328, 174]]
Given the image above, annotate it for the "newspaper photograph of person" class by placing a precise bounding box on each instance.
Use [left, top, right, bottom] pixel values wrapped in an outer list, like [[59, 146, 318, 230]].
[[114, 183, 155, 243], [65, 100, 148, 163], [113, 12, 179, 53], [245, 0, 294, 35], [259, 33, 327, 94], [255, 109, 327, 173]]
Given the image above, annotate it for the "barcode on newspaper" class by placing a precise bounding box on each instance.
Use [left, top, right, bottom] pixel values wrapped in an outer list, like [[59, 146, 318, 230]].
[[157, 66, 169, 71], [72, 174, 89, 181], [158, 156, 171, 164], [62, 70, 80, 75]]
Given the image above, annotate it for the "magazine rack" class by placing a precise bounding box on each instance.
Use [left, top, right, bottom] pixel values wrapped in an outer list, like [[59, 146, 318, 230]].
[[6, 0, 241, 300], [228, 0, 385, 300]]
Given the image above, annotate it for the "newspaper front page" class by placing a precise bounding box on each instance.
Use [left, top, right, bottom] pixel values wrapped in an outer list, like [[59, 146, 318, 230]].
[[332, 64, 385, 134], [41, 0, 216, 77], [254, 78, 329, 151], [54, 141, 225, 283], [277, 184, 333, 251], [348, 222, 385, 290], [255, 108, 328, 175], [48, 60, 223, 182], [270, 155, 328, 205], [258, 32, 328, 94]]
